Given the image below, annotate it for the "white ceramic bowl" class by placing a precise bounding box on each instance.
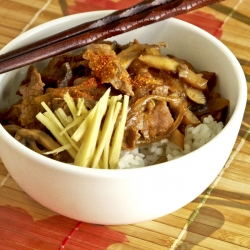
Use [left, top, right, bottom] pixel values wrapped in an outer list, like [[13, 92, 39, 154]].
[[0, 11, 247, 225]]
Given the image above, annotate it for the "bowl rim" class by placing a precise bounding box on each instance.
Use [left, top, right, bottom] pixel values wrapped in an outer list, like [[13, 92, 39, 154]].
[[0, 11, 247, 177]]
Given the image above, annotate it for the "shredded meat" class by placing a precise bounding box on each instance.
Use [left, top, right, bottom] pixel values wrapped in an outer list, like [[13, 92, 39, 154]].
[[41, 52, 88, 88], [1, 101, 22, 126], [123, 91, 174, 150], [41, 52, 74, 85], [48, 77, 108, 109], [142, 101, 174, 139], [121, 77, 173, 150], [18, 65, 45, 129], [123, 127, 141, 150], [56, 62, 73, 88], [83, 44, 134, 96], [129, 58, 164, 90]]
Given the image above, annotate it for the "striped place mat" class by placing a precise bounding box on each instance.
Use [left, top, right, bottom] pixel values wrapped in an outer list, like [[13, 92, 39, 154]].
[[0, 0, 250, 249]]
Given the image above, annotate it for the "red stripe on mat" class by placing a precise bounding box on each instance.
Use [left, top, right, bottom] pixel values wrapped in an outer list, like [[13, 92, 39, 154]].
[[0, 205, 128, 250]]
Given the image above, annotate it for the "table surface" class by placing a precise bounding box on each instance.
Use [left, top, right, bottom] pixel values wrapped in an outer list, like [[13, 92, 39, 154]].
[[0, 0, 250, 249]]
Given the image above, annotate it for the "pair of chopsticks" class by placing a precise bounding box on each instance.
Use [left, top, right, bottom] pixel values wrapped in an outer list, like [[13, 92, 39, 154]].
[[0, 0, 221, 74]]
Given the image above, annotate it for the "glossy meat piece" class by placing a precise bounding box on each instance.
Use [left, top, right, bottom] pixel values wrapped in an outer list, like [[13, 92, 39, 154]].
[[123, 92, 174, 150], [83, 44, 134, 96], [142, 100, 174, 139], [18, 65, 45, 129], [41, 52, 74, 85], [56, 62, 73, 88], [49, 77, 108, 109], [41, 52, 87, 88]]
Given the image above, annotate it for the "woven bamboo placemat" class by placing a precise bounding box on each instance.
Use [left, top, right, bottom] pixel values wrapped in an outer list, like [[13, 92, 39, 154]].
[[0, 0, 250, 249]]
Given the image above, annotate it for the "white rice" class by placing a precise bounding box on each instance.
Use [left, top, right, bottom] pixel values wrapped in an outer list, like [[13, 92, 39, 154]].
[[118, 115, 224, 169]]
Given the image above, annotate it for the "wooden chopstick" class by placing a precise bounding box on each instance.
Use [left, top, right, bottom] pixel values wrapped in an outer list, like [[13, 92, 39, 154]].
[[0, 0, 221, 75], [0, 0, 176, 64]]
